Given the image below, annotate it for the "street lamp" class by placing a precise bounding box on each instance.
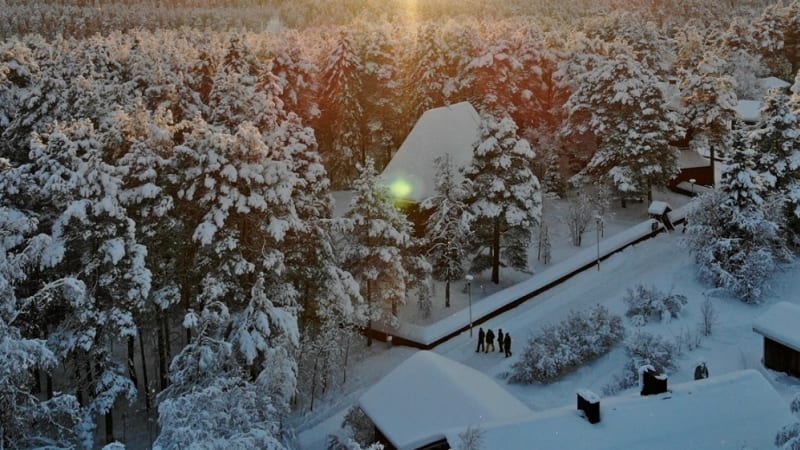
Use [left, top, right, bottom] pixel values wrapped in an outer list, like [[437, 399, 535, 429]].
[[595, 216, 602, 271], [466, 274, 474, 336], [689, 178, 696, 196]]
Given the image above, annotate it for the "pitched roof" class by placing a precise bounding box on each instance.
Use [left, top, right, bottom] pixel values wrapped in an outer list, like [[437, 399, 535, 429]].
[[379, 102, 481, 203], [753, 301, 800, 350], [358, 350, 531, 450], [444, 370, 793, 450]]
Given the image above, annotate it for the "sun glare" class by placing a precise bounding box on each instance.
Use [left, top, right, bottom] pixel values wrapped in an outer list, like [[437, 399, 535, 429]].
[[389, 177, 413, 199]]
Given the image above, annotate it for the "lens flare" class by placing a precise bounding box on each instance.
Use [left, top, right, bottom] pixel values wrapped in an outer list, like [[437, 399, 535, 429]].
[[389, 177, 413, 199]]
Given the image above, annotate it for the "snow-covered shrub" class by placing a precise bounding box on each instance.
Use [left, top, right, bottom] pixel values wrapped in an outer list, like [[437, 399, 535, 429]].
[[509, 305, 624, 383], [699, 297, 718, 337], [623, 284, 687, 323], [775, 393, 800, 450], [327, 406, 377, 450], [457, 425, 485, 450], [624, 331, 677, 376], [603, 331, 679, 395]]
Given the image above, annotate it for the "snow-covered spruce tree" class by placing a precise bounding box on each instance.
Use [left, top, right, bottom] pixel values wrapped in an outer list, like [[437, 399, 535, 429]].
[[679, 51, 738, 181], [0, 207, 83, 449], [465, 114, 541, 284], [746, 89, 800, 248], [316, 28, 365, 188], [422, 153, 472, 308], [684, 135, 790, 303], [339, 158, 417, 344], [563, 41, 680, 205], [0, 119, 146, 447]]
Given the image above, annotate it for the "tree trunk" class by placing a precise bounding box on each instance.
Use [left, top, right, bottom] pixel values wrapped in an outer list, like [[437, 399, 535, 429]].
[[105, 411, 114, 444], [46, 373, 53, 400], [33, 367, 42, 395], [366, 280, 372, 347], [157, 316, 168, 392], [445, 279, 450, 307], [492, 217, 500, 284], [127, 336, 138, 390], [138, 330, 151, 412], [709, 145, 715, 186]]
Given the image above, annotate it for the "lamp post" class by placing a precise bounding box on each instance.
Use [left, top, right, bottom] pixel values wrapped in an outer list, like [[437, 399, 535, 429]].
[[466, 274, 474, 336], [689, 178, 696, 196], [595, 216, 602, 271]]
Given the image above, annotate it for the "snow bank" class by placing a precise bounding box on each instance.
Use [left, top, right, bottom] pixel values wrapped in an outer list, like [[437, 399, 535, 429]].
[[358, 351, 530, 450], [444, 369, 794, 450], [753, 301, 800, 350]]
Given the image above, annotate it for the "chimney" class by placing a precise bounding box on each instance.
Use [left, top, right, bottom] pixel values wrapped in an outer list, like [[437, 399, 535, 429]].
[[640, 366, 668, 396], [577, 389, 600, 424]]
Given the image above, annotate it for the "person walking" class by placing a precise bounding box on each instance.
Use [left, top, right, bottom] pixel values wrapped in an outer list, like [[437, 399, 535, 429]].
[[485, 328, 495, 352], [497, 329, 504, 353], [504, 333, 512, 357], [694, 362, 708, 380], [476, 327, 485, 353]]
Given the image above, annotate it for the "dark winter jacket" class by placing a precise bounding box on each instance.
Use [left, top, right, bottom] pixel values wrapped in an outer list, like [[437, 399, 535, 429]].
[[485, 329, 495, 342]]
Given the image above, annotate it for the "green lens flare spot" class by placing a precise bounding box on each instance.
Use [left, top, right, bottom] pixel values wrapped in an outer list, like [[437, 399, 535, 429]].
[[390, 178, 413, 199]]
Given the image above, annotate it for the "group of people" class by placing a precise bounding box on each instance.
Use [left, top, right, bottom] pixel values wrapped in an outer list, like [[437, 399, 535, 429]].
[[476, 327, 512, 357]]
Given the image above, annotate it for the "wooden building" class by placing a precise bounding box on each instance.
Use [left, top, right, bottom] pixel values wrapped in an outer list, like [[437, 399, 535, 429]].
[[753, 301, 800, 378]]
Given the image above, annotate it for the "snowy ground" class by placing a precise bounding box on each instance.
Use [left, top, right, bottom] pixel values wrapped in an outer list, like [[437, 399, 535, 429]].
[[294, 189, 800, 450]]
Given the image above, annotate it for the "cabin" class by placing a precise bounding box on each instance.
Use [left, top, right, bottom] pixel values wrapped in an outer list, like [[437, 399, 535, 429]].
[[444, 369, 793, 450], [378, 102, 481, 234], [753, 301, 800, 378], [360, 351, 793, 450], [670, 149, 714, 194], [358, 351, 531, 450]]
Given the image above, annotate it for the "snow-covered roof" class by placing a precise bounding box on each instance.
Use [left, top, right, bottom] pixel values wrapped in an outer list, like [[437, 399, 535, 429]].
[[753, 301, 800, 350], [735, 99, 761, 123], [379, 102, 481, 203], [358, 351, 531, 450], [647, 201, 671, 215], [443, 370, 793, 450], [760, 76, 791, 90], [678, 149, 710, 169]]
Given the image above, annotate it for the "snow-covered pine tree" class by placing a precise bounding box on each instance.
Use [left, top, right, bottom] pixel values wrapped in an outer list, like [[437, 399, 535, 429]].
[[421, 153, 472, 308], [747, 89, 800, 247], [316, 28, 364, 188], [0, 207, 83, 449], [465, 114, 542, 284], [266, 112, 366, 411], [1, 119, 146, 446], [685, 130, 790, 303], [267, 31, 319, 125], [339, 158, 416, 344], [467, 27, 522, 118], [357, 24, 405, 170], [405, 24, 451, 121], [565, 41, 680, 205], [679, 51, 738, 181]]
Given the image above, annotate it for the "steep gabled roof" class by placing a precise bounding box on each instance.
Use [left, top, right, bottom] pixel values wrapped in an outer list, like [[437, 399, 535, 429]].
[[379, 102, 481, 204]]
